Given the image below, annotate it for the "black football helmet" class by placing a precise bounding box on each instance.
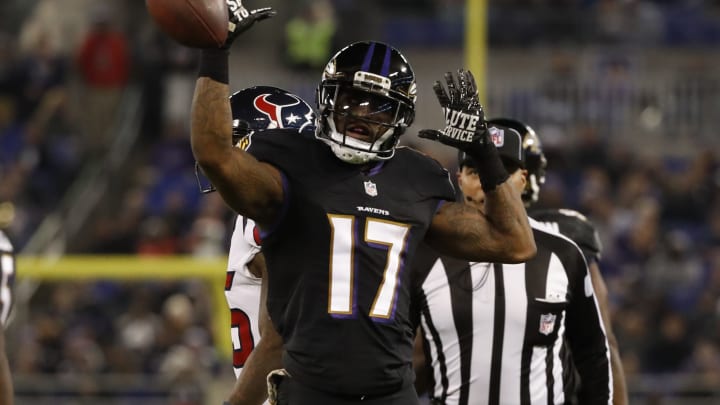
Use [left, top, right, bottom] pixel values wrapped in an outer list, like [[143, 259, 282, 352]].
[[316, 41, 417, 164], [196, 86, 316, 193], [486, 118, 547, 206]]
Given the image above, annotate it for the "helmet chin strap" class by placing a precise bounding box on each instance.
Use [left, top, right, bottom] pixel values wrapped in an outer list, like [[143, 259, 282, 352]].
[[317, 111, 398, 164], [321, 138, 376, 164], [524, 173, 542, 207]]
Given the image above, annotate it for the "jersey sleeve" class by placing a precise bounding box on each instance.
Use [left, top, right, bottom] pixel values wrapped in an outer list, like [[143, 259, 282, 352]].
[[244, 130, 313, 175], [227, 215, 262, 275], [243, 130, 307, 239], [0, 230, 16, 326], [400, 147, 456, 205], [563, 242, 612, 404], [531, 208, 603, 263]]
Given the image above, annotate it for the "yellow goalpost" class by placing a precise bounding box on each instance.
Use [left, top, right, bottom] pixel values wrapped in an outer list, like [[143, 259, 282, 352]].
[[465, 0, 487, 104], [16, 255, 233, 359]]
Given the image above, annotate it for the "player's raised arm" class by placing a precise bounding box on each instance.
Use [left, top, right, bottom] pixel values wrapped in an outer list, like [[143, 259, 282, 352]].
[[191, 1, 282, 226], [421, 70, 535, 263]]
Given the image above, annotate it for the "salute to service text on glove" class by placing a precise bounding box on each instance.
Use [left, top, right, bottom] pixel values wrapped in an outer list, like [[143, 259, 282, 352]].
[[419, 69, 509, 192]]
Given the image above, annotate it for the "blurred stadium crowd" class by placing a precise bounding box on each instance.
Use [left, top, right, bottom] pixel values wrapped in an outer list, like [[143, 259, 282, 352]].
[[0, 0, 719, 403]]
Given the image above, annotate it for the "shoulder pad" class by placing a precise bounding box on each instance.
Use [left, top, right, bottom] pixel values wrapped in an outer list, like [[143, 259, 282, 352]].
[[394, 147, 456, 202], [531, 208, 602, 262]]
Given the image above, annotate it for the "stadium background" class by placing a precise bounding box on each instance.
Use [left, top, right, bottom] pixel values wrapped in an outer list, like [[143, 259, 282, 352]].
[[1, 0, 719, 403]]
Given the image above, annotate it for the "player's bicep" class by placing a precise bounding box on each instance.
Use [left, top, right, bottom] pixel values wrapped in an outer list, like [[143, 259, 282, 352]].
[[426, 202, 486, 255]]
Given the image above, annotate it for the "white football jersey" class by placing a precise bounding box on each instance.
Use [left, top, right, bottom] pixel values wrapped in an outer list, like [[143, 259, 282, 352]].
[[225, 215, 263, 379]]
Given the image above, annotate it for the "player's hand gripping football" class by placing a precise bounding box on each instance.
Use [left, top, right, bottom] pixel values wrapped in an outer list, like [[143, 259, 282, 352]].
[[223, 0, 276, 48], [418, 69, 492, 155]]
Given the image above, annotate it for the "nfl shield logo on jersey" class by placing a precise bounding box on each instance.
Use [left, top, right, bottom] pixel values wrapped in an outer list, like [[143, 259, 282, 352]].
[[364, 180, 378, 197], [539, 313, 556, 335]]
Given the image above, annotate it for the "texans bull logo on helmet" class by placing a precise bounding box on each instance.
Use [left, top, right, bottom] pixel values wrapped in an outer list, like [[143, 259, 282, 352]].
[[253, 93, 314, 132], [234, 91, 315, 151]]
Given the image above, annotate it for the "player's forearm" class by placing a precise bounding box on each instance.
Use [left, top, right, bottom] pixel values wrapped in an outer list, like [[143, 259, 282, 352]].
[[190, 77, 283, 224], [227, 339, 283, 405], [191, 76, 233, 170], [482, 181, 535, 261], [228, 264, 282, 405], [601, 336, 629, 405], [426, 194, 534, 263], [610, 344, 628, 405], [603, 318, 628, 404], [589, 263, 628, 404]]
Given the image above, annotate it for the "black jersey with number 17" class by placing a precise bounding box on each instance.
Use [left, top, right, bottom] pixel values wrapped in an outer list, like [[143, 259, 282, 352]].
[[246, 130, 456, 397]]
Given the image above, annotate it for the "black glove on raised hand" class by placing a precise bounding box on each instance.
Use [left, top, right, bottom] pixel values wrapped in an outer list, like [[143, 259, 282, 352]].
[[199, 1, 275, 84], [224, 0, 276, 49], [419, 69, 509, 192]]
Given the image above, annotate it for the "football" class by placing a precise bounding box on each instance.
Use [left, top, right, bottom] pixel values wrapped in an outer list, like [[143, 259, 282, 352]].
[[146, 0, 228, 48]]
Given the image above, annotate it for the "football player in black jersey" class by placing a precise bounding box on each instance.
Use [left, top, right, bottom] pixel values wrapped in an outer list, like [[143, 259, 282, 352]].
[[191, 3, 534, 404], [0, 230, 15, 405], [413, 118, 626, 405]]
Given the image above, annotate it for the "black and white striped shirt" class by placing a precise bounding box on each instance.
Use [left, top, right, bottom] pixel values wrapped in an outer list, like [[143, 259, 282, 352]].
[[413, 219, 612, 405], [0, 230, 15, 326]]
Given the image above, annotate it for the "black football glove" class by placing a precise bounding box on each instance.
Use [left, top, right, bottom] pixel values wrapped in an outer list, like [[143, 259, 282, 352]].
[[419, 69, 508, 191], [418, 69, 490, 152], [223, 0, 276, 49]]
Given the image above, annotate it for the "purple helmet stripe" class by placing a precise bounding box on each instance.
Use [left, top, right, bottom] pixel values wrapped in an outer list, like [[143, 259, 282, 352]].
[[361, 42, 376, 72], [381, 44, 391, 77]]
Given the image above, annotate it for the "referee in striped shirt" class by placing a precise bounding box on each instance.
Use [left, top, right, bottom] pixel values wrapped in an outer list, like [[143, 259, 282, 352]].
[[412, 120, 614, 405]]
